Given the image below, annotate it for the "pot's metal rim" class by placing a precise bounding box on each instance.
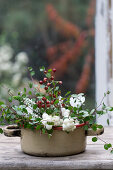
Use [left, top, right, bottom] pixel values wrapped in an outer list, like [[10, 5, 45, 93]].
[[53, 123, 86, 130]]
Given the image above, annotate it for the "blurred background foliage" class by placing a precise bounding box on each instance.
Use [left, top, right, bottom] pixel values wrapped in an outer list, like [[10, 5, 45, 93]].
[[0, 0, 95, 108]]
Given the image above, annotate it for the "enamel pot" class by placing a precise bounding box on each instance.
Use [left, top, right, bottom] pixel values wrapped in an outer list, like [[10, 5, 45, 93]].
[[4, 124, 104, 156]]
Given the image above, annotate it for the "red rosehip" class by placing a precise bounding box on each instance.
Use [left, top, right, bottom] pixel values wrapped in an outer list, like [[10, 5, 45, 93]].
[[38, 101, 42, 104], [59, 81, 62, 85], [52, 68, 56, 73], [42, 97, 46, 101], [46, 101, 50, 104], [58, 91, 61, 95], [45, 86, 48, 90], [47, 104, 50, 107], [44, 70, 47, 74], [42, 104, 45, 108], [39, 80, 43, 84], [49, 93, 52, 97], [62, 103, 65, 107], [38, 104, 41, 108], [36, 101, 42, 105], [53, 94, 56, 98], [43, 77, 48, 83], [51, 101, 54, 104], [51, 76, 54, 80], [47, 83, 51, 86]]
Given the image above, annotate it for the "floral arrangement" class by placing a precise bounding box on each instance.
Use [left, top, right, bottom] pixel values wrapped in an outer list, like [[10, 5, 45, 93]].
[[0, 44, 28, 101], [0, 66, 113, 152]]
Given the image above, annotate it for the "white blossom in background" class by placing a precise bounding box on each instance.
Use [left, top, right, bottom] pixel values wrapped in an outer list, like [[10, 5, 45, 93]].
[[0, 45, 13, 62], [70, 93, 85, 108], [12, 73, 22, 86], [16, 52, 29, 64], [0, 44, 29, 100]]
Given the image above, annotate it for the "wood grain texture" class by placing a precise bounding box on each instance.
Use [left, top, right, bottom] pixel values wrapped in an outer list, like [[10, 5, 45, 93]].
[[0, 127, 113, 169]]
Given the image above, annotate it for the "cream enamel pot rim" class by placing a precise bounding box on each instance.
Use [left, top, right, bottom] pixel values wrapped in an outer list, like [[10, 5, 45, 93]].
[[4, 124, 104, 157]]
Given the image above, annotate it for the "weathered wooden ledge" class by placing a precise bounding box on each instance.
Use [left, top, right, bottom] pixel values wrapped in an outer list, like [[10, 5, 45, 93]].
[[0, 127, 113, 170]]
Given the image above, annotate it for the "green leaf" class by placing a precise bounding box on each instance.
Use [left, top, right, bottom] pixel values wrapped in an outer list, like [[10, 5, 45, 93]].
[[46, 73, 51, 78], [104, 144, 109, 150], [0, 128, 3, 134], [107, 119, 109, 125], [28, 91, 32, 95], [0, 101, 4, 106], [29, 83, 33, 88], [107, 143, 112, 148], [33, 104, 38, 110], [42, 128, 46, 134], [65, 91, 71, 96], [22, 94, 26, 98], [8, 96, 12, 103], [39, 66, 45, 72], [36, 125, 41, 130], [28, 67, 33, 71], [70, 113, 75, 117], [54, 99, 59, 104], [92, 124, 97, 131], [22, 108, 28, 113], [47, 129, 53, 134], [92, 137, 97, 142], [84, 125, 88, 130], [104, 143, 112, 150], [48, 69, 52, 72], [24, 88, 26, 93], [31, 71, 35, 76], [13, 96, 22, 101], [107, 91, 110, 94], [97, 125, 103, 129], [110, 149, 113, 154]]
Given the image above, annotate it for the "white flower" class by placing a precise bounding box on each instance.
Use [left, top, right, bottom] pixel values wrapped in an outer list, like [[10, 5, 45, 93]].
[[26, 107, 33, 115], [52, 116, 62, 126], [79, 110, 89, 117], [16, 52, 28, 64], [74, 119, 80, 125], [70, 93, 85, 108], [42, 113, 52, 122], [63, 118, 76, 132], [41, 113, 53, 130], [24, 98, 35, 107], [45, 124, 52, 130], [58, 96, 63, 106], [61, 108, 70, 117]]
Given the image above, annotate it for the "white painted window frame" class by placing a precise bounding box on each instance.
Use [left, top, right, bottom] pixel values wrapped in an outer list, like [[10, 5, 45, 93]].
[[95, 0, 110, 125]]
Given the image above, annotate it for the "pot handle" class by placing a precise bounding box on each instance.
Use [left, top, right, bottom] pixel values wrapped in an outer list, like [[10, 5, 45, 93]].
[[4, 125, 21, 137], [86, 127, 104, 136]]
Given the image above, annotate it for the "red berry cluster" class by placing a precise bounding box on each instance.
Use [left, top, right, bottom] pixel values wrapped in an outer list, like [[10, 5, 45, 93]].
[[36, 96, 56, 108], [37, 68, 63, 109], [39, 68, 62, 91]]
